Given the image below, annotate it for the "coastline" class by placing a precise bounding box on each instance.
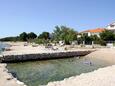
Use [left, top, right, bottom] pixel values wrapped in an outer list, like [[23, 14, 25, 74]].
[[0, 63, 27, 86], [0, 42, 94, 86], [47, 48, 115, 86], [47, 65, 115, 86], [0, 42, 27, 86], [1, 42, 115, 86], [0, 42, 94, 63]]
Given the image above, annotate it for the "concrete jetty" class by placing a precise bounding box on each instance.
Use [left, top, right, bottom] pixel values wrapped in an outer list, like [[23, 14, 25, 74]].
[[0, 50, 92, 63], [0, 42, 94, 63]]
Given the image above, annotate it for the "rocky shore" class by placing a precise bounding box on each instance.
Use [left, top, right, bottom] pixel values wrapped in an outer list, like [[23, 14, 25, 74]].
[[0, 63, 27, 86]]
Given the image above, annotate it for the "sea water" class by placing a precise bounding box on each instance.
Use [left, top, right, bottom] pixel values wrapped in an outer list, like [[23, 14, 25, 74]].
[[0, 42, 10, 52], [7, 56, 114, 86]]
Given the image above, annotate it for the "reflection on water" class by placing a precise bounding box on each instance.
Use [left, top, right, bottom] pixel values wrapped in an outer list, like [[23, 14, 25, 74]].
[[7, 57, 113, 86]]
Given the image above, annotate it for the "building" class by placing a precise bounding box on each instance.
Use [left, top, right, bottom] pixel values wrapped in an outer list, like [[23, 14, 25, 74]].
[[81, 28, 105, 37], [106, 22, 115, 33]]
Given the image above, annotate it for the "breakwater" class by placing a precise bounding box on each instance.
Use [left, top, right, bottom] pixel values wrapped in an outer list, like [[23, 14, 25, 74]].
[[0, 51, 92, 63]]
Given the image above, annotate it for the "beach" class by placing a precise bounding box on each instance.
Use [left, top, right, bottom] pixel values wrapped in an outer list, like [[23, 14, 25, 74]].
[[47, 65, 115, 86], [47, 48, 115, 86], [1, 42, 94, 55], [0, 42, 115, 86], [0, 42, 94, 86]]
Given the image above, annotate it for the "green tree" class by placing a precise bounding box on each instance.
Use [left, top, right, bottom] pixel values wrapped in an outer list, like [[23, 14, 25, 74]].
[[38, 32, 50, 40], [53, 26, 77, 44], [19, 32, 28, 41], [0, 36, 19, 42], [80, 34, 93, 44], [100, 30, 115, 41], [28, 32, 37, 39], [90, 35, 100, 44]]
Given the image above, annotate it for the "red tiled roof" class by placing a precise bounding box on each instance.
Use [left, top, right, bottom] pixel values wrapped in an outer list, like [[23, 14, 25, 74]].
[[81, 28, 105, 33]]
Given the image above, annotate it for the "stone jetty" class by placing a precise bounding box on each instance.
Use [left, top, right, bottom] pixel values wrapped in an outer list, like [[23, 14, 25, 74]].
[[0, 50, 92, 63], [0, 42, 94, 63]]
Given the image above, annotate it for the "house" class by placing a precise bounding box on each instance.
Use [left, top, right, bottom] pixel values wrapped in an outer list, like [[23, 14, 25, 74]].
[[106, 22, 115, 33], [81, 28, 105, 37]]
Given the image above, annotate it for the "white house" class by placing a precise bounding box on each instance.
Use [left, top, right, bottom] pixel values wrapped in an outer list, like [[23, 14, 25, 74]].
[[106, 22, 115, 33], [81, 28, 105, 37]]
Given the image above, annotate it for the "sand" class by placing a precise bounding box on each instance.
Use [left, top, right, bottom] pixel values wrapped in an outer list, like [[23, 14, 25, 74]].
[[0, 42, 94, 86], [1, 42, 115, 86], [47, 65, 115, 86], [47, 48, 115, 86], [1, 42, 94, 55], [86, 48, 115, 64]]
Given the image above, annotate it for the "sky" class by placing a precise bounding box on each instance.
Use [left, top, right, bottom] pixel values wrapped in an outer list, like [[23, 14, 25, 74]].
[[0, 0, 115, 37]]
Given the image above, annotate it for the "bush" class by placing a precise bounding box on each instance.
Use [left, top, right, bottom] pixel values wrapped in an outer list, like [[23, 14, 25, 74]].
[[99, 40, 106, 46]]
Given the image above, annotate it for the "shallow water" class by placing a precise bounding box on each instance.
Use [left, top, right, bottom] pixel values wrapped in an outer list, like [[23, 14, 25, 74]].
[[6, 57, 113, 86], [0, 42, 10, 53]]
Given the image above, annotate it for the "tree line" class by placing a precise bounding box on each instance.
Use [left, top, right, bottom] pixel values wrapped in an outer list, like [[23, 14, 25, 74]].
[[0, 26, 115, 46]]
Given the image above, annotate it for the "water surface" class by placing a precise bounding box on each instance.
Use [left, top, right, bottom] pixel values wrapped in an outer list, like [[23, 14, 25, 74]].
[[7, 57, 114, 86], [0, 42, 10, 53]]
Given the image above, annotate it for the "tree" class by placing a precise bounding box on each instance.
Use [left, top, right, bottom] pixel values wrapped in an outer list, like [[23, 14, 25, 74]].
[[90, 35, 100, 44], [19, 32, 28, 41], [28, 32, 37, 39], [38, 32, 50, 40], [53, 26, 78, 44], [80, 33, 93, 44], [100, 30, 115, 42], [0, 36, 19, 42]]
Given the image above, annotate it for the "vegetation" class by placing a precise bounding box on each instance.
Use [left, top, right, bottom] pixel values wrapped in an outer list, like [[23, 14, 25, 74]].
[[0, 26, 115, 46], [52, 26, 77, 44], [0, 36, 20, 42], [38, 32, 50, 40], [19, 32, 28, 41], [100, 30, 115, 42], [77, 34, 100, 45], [28, 32, 37, 39], [0, 32, 37, 42]]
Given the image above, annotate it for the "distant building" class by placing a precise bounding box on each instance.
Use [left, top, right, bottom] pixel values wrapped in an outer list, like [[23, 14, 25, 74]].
[[81, 28, 105, 37], [106, 22, 115, 33]]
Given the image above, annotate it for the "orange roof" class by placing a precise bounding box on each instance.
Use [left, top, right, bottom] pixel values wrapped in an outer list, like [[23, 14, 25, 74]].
[[82, 28, 105, 33]]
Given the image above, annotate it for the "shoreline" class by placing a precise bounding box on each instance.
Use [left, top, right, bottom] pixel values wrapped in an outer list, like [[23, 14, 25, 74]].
[[47, 48, 115, 86], [0, 63, 27, 86], [1, 42, 115, 86], [0, 42, 94, 86], [0, 42, 94, 63], [47, 65, 115, 86]]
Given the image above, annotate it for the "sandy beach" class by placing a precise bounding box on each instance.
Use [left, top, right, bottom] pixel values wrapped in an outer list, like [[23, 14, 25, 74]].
[[47, 65, 115, 86], [1, 42, 115, 86], [0, 42, 94, 86], [1, 42, 94, 55]]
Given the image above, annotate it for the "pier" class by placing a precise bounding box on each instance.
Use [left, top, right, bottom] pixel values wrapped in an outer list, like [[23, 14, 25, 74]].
[[0, 50, 92, 63]]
